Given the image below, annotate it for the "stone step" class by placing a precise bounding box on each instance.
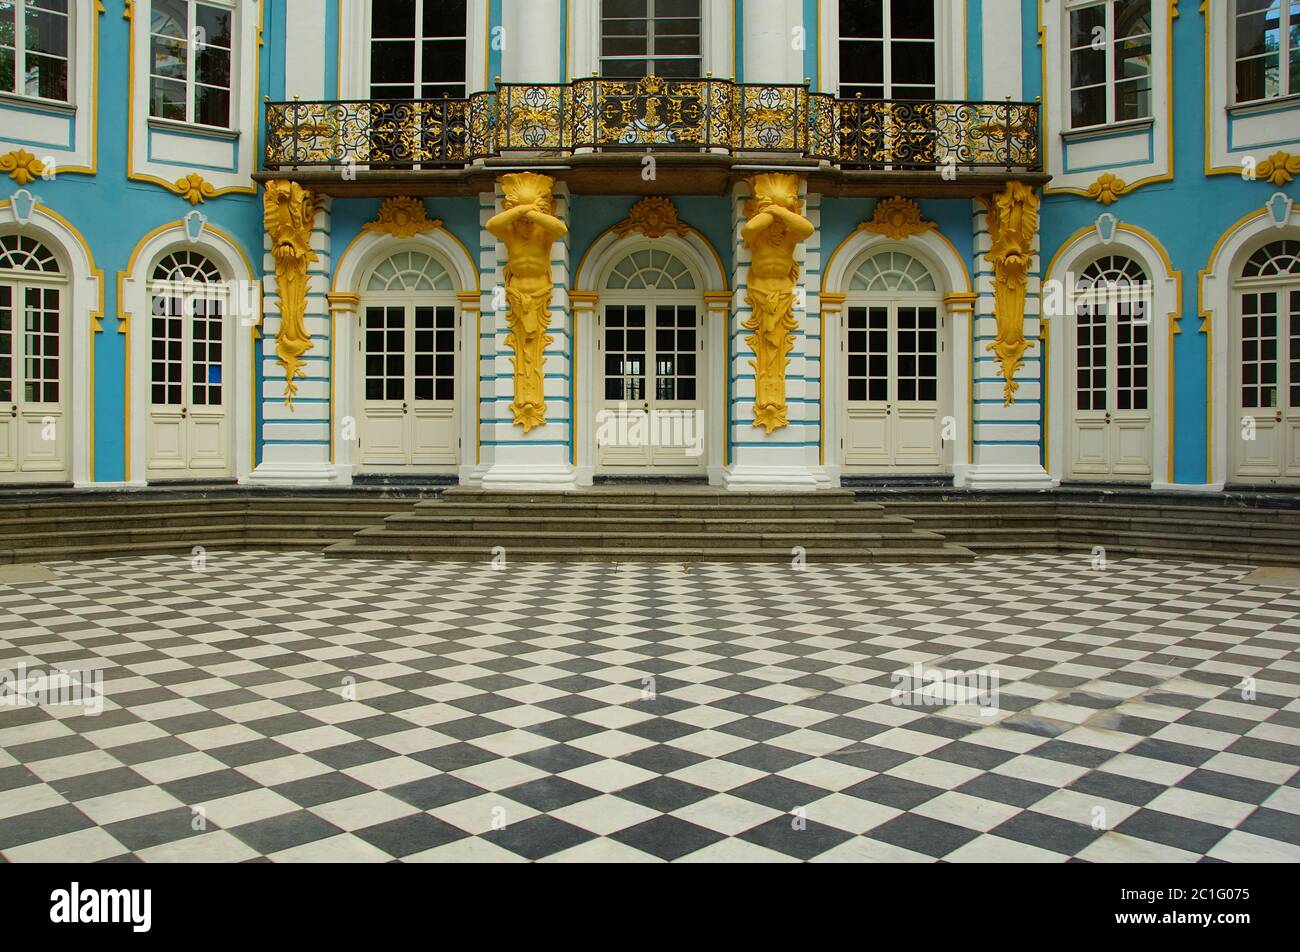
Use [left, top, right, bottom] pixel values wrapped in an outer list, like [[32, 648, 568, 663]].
[[379, 514, 920, 533], [1055, 539, 1300, 566], [440, 488, 857, 506], [0, 538, 322, 566], [412, 501, 889, 519], [1058, 529, 1300, 556], [352, 526, 946, 549], [323, 543, 976, 563]]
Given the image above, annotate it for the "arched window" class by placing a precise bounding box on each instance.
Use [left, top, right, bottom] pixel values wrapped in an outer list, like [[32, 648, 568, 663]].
[[604, 248, 697, 290], [149, 251, 224, 409], [1074, 254, 1150, 415], [1241, 239, 1300, 280], [366, 250, 454, 292], [0, 234, 60, 273], [848, 250, 936, 292]]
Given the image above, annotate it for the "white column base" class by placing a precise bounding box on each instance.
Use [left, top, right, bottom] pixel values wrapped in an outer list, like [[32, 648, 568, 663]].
[[479, 463, 579, 492], [1152, 482, 1226, 493], [721, 464, 821, 492], [458, 463, 490, 487], [241, 461, 347, 488], [955, 463, 1054, 491]]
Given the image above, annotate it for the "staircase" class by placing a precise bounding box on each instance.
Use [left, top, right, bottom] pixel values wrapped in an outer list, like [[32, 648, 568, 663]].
[[883, 495, 1300, 566], [323, 486, 978, 563], [0, 492, 425, 565]]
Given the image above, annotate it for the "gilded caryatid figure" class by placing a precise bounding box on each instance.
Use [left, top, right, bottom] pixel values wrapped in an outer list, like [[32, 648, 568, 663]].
[[979, 181, 1040, 405], [486, 173, 568, 433], [741, 173, 814, 434], [263, 179, 320, 406]]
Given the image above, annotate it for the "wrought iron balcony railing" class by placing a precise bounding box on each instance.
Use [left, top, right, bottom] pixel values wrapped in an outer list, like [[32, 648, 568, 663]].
[[263, 76, 1040, 173]]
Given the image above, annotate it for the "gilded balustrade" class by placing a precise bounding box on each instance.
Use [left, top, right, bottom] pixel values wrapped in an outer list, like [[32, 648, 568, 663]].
[[263, 78, 1040, 172]]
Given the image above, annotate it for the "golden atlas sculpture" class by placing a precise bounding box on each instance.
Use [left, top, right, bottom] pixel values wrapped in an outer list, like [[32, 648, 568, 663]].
[[263, 179, 321, 406]]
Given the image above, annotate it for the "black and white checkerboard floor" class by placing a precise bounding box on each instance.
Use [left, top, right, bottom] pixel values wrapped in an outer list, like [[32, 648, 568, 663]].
[[1, 552, 1297, 862]]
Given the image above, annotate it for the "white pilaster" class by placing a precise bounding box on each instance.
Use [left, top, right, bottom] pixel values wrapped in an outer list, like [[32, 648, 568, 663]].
[[722, 178, 821, 492], [501, 0, 564, 83], [959, 198, 1053, 490], [479, 181, 578, 491], [743, 0, 805, 85], [244, 198, 340, 487]]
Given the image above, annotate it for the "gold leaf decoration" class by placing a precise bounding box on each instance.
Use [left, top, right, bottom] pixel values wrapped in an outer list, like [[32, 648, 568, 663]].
[[741, 173, 814, 434], [613, 196, 691, 239], [979, 182, 1039, 406], [172, 172, 216, 205], [362, 197, 442, 238], [264, 180, 321, 405], [485, 173, 568, 433], [0, 149, 45, 186], [1086, 172, 1127, 205], [857, 197, 936, 240], [1256, 151, 1300, 187]]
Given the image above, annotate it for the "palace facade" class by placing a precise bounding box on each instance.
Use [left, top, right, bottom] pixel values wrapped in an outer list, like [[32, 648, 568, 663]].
[[0, 1, 1296, 492]]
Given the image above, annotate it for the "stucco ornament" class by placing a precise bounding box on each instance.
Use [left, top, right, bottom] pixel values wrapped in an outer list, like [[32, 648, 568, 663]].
[[741, 173, 814, 434], [979, 181, 1040, 406], [0, 149, 45, 186], [1256, 151, 1300, 187], [172, 172, 216, 205], [613, 196, 691, 239], [1086, 172, 1127, 205], [486, 173, 568, 432], [263, 179, 321, 406], [362, 197, 442, 238], [858, 197, 936, 240]]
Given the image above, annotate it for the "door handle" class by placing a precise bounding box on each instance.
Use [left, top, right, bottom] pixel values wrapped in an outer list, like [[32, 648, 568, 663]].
[[1104, 412, 1111, 424], [402, 402, 409, 415], [8, 406, 15, 418], [1277, 410, 1284, 423], [181, 407, 188, 419]]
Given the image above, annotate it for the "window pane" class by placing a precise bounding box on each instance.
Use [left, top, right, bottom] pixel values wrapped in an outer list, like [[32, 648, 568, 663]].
[[1071, 85, 1106, 127], [373, 0, 416, 38], [892, 42, 935, 84], [26, 52, 67, 100], [840, 0, 883, 38], [422, 39, 465, 83], [1114, 76, 1150, 120], [150, 77, 187, 120], [195, 83, 229, 126], [1236, 53, 1280, 101], [1113, 0, 1151, 38], [195, 3, 232, 49], [890, 0, 934, 38], [1071, 46, 1105, 87], [25, 5, 67, 57], [1070, 4, 1105, 47], [196, 45, 230, 88]]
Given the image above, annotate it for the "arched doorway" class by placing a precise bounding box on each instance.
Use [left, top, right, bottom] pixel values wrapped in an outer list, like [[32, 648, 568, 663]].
[[0, 234, 67, 483], [840, 248, 949, 472], [146, 250, 234, 479], [1231, 238, 1300, 484], [594, 245, 708, 474], [355, 249, 460, 473], [1066, 253, 1153, 481]]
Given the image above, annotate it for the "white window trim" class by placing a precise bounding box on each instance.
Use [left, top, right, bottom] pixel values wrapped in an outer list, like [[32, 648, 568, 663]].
[[1202, 203, 1300, 487], [120, 221, 256, 486], [570, 0, 732, 81], [1230, 0, 1298, 105], [340, 1, 487, 98], [146, 0, 236, 129], [819, 0, 964, 98], [1043, 0, 1172, 198], [0, 1, 96, 175], [1043, 223, 1178, 488], [1206, 0, 1300, 175], [0, 199, 99, 486], [128, 0, 258, 195], [1062, 0, 1155, 132]]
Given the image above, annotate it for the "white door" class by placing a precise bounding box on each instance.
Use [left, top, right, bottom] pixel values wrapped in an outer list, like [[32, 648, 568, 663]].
[[1232, 240, 1300, 484], [597, 302, 705, 472], [843, 304, 943, 470], [147, 253, 231, 479], [357, 303, 458, 471], [0, 235, 68, 484], [0, 281, 67, 482], [1067, 256, 1152, 481]]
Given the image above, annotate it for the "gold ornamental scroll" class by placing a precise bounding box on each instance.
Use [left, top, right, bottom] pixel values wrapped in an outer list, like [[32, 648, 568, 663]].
[[741, 173, 814, 434], [263, 179, 321, 406], [486, 173, 568, 432], [979, 181, 1040, 406]]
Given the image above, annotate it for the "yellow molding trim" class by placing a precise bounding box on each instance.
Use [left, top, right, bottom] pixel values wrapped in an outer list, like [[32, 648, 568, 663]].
[[124, 1, 263, 199], [1041, 0, 1177, 199], [326, 291, 360, 311]]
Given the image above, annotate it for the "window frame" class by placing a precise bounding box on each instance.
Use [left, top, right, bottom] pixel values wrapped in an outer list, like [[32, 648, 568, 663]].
[[1065, 0, 1155, 132], [836, 0, 938, 101], [598, 0, 704, 80], [147, 0, 236, 131], [1230, 0, 1299, 105], [365, 0, 471, 101], [0, 0, 73, 105]]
